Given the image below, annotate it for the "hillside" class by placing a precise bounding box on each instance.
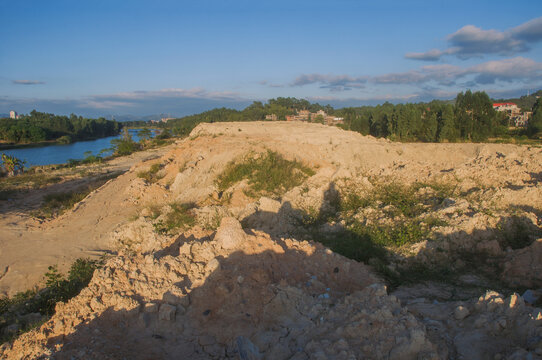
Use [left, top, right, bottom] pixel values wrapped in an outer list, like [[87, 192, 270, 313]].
[[1, 121, 541, 359], [494, 90, 542, 111]]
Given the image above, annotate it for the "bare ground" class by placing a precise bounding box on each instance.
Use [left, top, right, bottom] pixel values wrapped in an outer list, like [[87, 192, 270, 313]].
[[1, 122, 541, 359], [0, 144, 176, 296]]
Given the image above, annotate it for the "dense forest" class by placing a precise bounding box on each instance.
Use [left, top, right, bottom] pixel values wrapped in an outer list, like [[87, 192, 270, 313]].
[[0, 110, 121, 144], [4, 90, 539, 145], [336, 90, 509, 142], [161, 90, 526, 142]]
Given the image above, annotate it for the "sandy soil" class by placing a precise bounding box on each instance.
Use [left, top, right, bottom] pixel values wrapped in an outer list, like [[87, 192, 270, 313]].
[[1, 122, 541, 359], [0, 144, 175, 296]]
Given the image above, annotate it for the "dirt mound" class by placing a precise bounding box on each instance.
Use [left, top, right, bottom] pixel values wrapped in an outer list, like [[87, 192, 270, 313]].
[[1, 122, 542, 359]]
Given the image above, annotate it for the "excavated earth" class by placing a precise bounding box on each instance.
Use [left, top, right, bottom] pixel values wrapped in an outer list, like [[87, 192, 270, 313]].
[[1, 121, 542, 359]]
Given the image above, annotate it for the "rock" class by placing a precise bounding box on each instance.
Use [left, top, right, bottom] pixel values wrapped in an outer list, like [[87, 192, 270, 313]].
[[178, 243, 191, 257], [258, 197, 281, 213], [158, 304, 176, 321], [21, 312, 43, 325], [367, 283, 387, 297], [4, 324, 20, 335], [454, 330, 494, 360], [502, 239, 542, 288], [214, 217, 246, 250], [205, 258, 220, 273], [236, 336, 261, 360], [522, 289, 541, 305], [454, 305, 470, 320], [506, 293, 524, 310], [476, 240, 502, 256], [144, 302, 159, 313], [198, 335, 216, 346], [140, 207, 152, 217]]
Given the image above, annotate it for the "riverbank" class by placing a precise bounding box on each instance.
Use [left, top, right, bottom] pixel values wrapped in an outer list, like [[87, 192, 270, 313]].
[[0, 140, 59, 150], [0, 129, 160, 167], [0, 141, 178, 296]]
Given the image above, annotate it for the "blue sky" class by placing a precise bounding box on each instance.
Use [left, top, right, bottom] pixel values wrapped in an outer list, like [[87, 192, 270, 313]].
[[1, 0, 542, 118]]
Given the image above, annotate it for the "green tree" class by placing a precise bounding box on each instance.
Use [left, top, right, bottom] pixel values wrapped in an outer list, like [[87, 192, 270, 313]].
[[1, 153, 26, 176], [437, 105, 457, 142], [138, 128, 152, 143], [528, 98, 542, 137], [110, 128, 140, 156]]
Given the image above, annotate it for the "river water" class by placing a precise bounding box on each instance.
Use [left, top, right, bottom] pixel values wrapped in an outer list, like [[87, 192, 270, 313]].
[[1, 129, 155, 167]]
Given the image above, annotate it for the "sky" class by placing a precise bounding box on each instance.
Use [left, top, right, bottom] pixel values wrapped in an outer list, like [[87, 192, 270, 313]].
[[1, 0, 542, 118]]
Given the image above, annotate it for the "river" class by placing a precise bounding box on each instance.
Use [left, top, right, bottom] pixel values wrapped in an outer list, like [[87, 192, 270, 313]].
[[1, 129, 156, 167]]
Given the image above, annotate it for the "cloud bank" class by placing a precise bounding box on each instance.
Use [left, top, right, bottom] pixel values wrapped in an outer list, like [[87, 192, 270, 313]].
[[1, 88, 251, 118], [290, 57, 542, 91], [405, 16, 542, 61]]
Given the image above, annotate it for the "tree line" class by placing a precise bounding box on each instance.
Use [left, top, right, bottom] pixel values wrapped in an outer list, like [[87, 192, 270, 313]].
[[161, 97, 332, 136], [162, 91, 542, 142], [336, 91, 509, 142], [0, 110, 121, 144]]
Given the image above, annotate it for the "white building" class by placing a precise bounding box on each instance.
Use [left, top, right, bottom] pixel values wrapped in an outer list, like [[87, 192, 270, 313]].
[[9, 110, 18, 119]]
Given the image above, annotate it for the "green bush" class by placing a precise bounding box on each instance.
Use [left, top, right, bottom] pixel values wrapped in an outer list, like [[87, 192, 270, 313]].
[[153, 202, 197, 235], [57, 135, 72, 144], [217, 150, 314, 197], [137, 163, 164, 183], [0, 258, 100, 343], [110, 128, 140, 156]]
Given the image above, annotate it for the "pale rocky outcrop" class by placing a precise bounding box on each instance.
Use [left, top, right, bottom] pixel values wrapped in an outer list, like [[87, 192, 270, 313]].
[[2, 122, 542, 359]]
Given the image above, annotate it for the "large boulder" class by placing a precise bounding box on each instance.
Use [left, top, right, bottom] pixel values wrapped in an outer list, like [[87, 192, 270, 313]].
[[214, 217, 246, 250], [502, 239, 542, 288]]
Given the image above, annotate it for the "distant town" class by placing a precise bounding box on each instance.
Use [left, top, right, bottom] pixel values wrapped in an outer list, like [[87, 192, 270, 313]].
[[492, 102, 531, 127], [268, 109, 344, 126]]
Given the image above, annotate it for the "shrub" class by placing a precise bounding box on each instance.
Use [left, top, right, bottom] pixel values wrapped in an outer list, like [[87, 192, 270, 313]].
[[217, 150, 314, 197], [57, 135, 72, 144], [1, 153, 26, 176], [137, 163, 164, 183], [0, 258, 100, 343], [153, 202, 197, 234], [110, 128, 140, 156]]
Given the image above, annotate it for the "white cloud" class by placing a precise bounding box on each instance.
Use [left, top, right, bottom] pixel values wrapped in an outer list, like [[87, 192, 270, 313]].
[[406, 16, 542, 61]]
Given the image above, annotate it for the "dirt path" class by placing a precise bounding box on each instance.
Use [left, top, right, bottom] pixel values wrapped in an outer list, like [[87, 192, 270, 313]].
[[0, 144, 176, 296]]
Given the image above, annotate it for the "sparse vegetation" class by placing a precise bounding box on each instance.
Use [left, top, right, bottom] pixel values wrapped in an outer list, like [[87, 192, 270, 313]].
[[0, 258, 100, 343], [300, 179, 461, 285], [110, 128, 141, 156], [217, 150, 315, 198], [32, 173, 120, 219], [153, 202, 197, 235], [137, 163, 164, 183]]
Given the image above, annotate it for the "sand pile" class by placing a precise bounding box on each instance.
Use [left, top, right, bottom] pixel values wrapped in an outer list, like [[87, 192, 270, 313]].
[[1, 122, 541, 359]]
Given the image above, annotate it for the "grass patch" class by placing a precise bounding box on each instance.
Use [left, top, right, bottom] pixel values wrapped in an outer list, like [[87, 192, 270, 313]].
[[216, 150, 314, 198], [313, 229, 387, 264], [137, 163, 164, 183], [300, 179, 457, 286], [153, 202, 197, 235], [0, 258, 100, 343], [0, 172, 62, 196], [340, 179, 457, 218]]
